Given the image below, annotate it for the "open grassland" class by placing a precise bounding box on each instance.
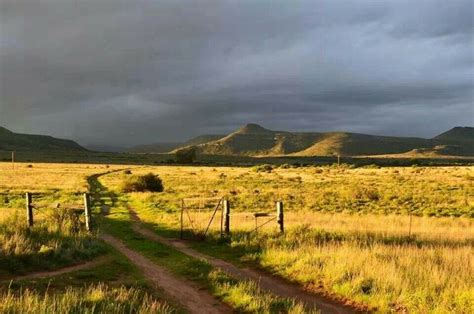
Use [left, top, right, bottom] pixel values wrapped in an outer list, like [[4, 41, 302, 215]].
[[100, 164, 473, 217], [93, 178, 314, 313], [1, 162, 473, 313], [0, 162, 315, 313], [0, 162, 129, 210], [0, 163, 119, 277], [0, 162, 176, 313], [98, 165, 474, 313]]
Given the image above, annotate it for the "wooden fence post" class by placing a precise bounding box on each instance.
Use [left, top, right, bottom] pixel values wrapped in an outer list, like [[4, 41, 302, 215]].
[[26, 192, 33, 227], [276, 201, 284, 233], [223, 199, 230, 235], [83, 193, 92, 231], [180, 199, 184, 239]]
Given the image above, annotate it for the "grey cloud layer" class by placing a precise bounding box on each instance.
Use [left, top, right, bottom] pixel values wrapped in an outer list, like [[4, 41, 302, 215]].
[[0, 0, 472, 146]]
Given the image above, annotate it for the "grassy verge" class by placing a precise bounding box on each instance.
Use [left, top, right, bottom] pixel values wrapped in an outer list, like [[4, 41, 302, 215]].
[[0, 211, 106, 277], [128, 198, 474, 313], [0, 284, 172, 313], [1, 240, 179, 313], [92, 177, 313, 313]]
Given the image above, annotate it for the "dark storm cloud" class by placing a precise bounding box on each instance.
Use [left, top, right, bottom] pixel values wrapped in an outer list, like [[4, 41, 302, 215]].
[[0, 0, 473, 147]]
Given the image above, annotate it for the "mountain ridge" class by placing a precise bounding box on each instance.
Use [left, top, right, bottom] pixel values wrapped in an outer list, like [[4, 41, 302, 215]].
[[0, 126, 87, 151], [176, 124, 474, 157]]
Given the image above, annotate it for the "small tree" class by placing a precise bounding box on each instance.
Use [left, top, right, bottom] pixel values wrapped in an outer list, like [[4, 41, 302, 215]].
[[176, 146, 197, 164]]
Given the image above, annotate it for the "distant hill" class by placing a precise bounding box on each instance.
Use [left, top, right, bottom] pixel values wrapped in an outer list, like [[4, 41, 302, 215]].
[[434, 127, 474, 142], [431, 127, 474, 156], [176, 124, 473, 157], [128, 134, 224, 153], [292, 132, 434, 156], [0, 126, 86, 151]]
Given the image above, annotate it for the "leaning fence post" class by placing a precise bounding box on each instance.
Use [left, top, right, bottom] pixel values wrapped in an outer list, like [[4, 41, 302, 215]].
[[26, 192, 33, 227], [276, 201, 284, 233], [223, 199, 230, 235], [83, 193, 92, 232]]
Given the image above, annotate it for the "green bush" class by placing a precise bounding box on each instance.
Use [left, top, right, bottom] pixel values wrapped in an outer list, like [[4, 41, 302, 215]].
[[351, 186, 380, 201], [253, 164, 273, 173], [121, 173, 164, 193]]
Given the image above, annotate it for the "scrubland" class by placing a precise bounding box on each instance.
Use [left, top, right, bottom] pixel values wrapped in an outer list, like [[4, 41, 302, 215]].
[[100, 164, 473, 313], [1, 162, 473, 313], [0, 163, 173, 313]]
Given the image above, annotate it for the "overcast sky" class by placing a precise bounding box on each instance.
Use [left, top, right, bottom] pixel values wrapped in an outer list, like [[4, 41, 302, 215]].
[[0, 0, 473, 147]]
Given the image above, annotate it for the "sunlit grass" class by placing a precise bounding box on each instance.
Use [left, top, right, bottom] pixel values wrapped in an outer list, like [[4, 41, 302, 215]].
[[1, 162, 472, 313], [107, 165, 474, 313], [101, 165, 473, 217], [1, 284, 173, 314]]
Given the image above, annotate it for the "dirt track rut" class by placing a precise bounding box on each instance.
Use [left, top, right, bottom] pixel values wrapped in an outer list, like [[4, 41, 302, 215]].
[[129, 210, 358, 314], [2, 256, 110, 282], [100, 233, 232, 314]]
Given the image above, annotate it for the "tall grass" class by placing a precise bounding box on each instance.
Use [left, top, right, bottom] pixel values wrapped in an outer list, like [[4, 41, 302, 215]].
[[231, 226, 474, 313], [0, 210, 105, 275], [209, 270, 315, 314], [100, 165, 473, 217], [108, 165, 474, 313], [1, 284, 173, 314]]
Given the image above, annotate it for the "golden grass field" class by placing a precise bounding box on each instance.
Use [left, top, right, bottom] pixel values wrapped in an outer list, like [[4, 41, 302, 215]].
[[99, 164, 473, 312], [1, 162, 473, 313]]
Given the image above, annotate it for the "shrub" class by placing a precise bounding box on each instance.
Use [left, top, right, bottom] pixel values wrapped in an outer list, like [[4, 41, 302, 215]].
[[351, 186, 380, 201], [253, 164, 273, 173], [121, 173, 164, 193], [364, 164, 381, 169]]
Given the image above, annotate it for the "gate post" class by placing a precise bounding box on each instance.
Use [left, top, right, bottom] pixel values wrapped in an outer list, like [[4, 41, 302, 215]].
[[180, 199, 184, 239], [223, 199, 230, 235], [276, 201, 284, 233], [26, 192, 33, 227], [83, 193, 92, 232]]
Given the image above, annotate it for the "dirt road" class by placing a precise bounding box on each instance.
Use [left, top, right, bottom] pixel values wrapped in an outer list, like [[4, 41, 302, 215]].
[[2, 256, 110, 282], [100, 233, 232, 314], [129, 210, 361, 314]]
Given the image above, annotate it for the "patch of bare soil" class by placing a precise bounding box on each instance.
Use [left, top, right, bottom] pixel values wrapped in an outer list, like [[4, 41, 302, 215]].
[[100, 233, 232, 314], [129, 209, 367, 314]]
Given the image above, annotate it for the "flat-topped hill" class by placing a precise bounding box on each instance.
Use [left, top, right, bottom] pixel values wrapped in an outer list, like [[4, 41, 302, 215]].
[[0, 126, 86, 151], [173, 124, 473, 157]]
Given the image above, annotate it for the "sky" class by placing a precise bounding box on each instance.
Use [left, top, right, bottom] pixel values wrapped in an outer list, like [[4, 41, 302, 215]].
[[0, 0, 473, 148]]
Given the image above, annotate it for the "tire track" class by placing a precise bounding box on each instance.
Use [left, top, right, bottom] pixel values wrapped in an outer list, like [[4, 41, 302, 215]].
[[88, 171, 232, 314], [129, 209, 363, 314], [100, 233, 232, 314]]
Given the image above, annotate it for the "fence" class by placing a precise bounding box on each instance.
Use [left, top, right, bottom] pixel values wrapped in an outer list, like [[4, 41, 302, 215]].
[[180, 197, 284, 240], [24, 192, 92, 232]]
